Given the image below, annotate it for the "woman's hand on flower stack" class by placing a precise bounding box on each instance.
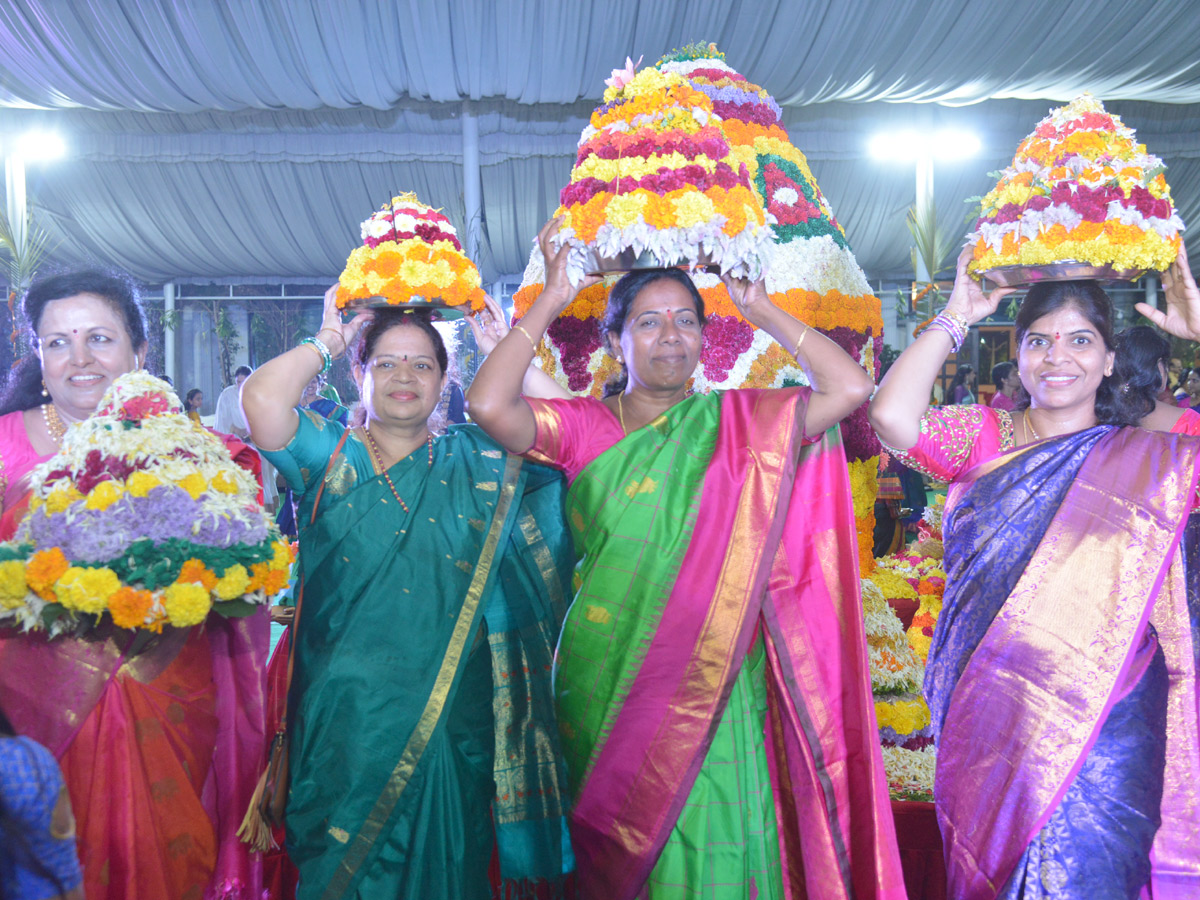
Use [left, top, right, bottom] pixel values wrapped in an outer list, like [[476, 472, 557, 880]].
[[1137, 244, 1200, 342], [317, 283, 372, 361], [467, 294, 510, 355], [537, 216, 601, 316], [946, 246, 1015, 326]]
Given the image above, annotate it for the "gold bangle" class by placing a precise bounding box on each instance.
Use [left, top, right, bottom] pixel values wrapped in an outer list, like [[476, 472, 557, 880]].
[[513, 324, 540, 350], [792, 326, 809, 359], [299, 340, 327, 367]]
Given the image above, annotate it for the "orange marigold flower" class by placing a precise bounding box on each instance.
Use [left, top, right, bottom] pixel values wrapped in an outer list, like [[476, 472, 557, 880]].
[[261, 568, 290, 596], [26, 548, 70, 597], [177, 559, 218, 591], [109, 587, 154, 630]]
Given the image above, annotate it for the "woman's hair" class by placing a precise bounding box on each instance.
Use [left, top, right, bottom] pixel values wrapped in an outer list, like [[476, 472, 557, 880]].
[[348, 309, 449, 427], [949, 364, 975, 392], [1114, 325, 1171, 420], [990, 360, 1015, 386], [1014, 279, 1139, 426], [600, 268, 707, 398], [185, 388, 203, 407], [0, 268, 148, 417]]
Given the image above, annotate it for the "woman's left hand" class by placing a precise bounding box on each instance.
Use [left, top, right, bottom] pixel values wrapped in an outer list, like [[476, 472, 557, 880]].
[[1137, 244, 1200, 341], [720, 273, 772, 326], [467, 294, 510, 355]]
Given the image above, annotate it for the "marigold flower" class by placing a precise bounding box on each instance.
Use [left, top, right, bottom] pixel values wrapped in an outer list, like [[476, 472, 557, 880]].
[[125, 471, 162, 498], [163, 582, 212, 627], [108, 587, 154, 629], [214, 564, 251, 601], [0, 560, 29, 609], [57, 566, 121, 615], [177, 473, 207, 500], [84, 480, 124, 511], [26, 548, 70, 597], [177, 558, 218, 591]]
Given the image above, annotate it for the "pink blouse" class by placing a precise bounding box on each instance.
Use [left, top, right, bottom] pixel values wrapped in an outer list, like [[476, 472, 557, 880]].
[[0, 410, 53, 512], [886, 404, 1017, 482], [522, 397, 626, 485]]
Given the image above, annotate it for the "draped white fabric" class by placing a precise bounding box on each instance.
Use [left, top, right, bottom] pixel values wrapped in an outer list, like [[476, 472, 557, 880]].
[[1, 1, 1199, 283]]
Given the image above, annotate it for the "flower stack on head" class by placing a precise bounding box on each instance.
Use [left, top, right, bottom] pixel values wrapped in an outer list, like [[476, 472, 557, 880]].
[[968, 93, 1185, 283], [336, 192, 487, 316], [514, 43, 883, 568], [0, 372, 293, 636]]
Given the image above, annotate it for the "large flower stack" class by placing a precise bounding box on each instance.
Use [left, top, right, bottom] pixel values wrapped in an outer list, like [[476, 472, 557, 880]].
[[513, 44, 883, 568], [968, 93, 1184, 279], [0, 372, 293, 636], [337, 192, 487, 315]]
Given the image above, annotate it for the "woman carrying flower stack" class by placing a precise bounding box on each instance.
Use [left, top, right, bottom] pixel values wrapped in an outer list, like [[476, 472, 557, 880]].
[[242, 288, 577, 900], [467, 218, 905, 900], [869, 246, 1200, 899], [0, 270, 271, 900]]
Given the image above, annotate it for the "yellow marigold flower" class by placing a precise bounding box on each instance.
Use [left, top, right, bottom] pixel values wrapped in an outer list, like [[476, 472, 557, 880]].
[[177, 473, 207, 500], [0, 560, 29, 609], [57, 566, 121, 615], [270, 541, 293, 571], [108, 587, 154, 629], [210, 471, 239, 494], [126, 471, 162, 498], [177, 558, 218, 591], [214, 564, 251, 601], [671, 191, 717, 228], [603, 192, 649, 230], [26, 548, 70, 597], [84, 480, 124, 511], [163, 582, 212, 627], [45, 485, 81, 514]]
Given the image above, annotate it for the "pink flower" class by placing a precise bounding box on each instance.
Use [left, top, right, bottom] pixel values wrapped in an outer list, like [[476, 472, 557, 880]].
[[604, 55, 643, 91]]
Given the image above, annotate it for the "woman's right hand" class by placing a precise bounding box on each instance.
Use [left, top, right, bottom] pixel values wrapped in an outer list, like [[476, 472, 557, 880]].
[[537, 216, 599, 314], [467, 294, 510, 355], [944, 246, 1015, 325], [317, 284, 373, 360]]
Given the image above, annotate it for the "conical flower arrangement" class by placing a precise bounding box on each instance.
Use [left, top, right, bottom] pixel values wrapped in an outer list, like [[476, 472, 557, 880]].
[[968, 93, 1184, 283], [514, 44, 883, 567], [337, 191, 487, 315], [0, 372, 292, 636]]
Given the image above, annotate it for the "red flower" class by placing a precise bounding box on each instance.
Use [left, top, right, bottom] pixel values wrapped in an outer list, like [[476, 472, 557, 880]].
[[118, 392, 172, 422]]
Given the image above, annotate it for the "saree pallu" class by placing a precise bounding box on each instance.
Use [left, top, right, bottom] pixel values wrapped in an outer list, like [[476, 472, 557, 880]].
[[556, 390, 903, 900], [926, 427, 1200, 900], [0, 613, 269, 900], [284, 428, 574, 900]]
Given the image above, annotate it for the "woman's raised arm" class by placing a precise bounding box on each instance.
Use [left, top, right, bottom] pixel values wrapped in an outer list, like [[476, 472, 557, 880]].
[[466, 218, 598, 452], [869, 247, 1014, 449], [243, 285, 370, 450]]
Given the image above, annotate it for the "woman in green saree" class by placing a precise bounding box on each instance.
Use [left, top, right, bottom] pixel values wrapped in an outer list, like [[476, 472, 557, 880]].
[[467, 220, 905, 900], [242, 288, 576, 900]]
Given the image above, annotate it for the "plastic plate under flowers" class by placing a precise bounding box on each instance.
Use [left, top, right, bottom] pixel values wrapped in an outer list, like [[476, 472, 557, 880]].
[[342, 295, 467, 319], [584, 247, 721, 276], [976, 261, 1147, 287]]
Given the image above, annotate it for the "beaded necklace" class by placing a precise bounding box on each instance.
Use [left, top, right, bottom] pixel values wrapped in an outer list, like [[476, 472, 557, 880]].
[[361, 426, 433, 513], [42, 402, 68, 445]]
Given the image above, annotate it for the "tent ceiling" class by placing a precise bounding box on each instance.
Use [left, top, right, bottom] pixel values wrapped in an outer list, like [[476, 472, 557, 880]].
[[2, 0, 1199, 285]]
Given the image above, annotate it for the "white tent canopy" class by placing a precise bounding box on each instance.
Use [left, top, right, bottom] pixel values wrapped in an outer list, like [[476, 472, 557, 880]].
[[3, 0, 1199, 284]]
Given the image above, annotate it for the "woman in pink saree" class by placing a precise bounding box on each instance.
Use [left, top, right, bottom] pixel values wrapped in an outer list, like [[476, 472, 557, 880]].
[[0, 270, 267, 900], [466, 220, 905, 900], [870, 247, 1200, 900]]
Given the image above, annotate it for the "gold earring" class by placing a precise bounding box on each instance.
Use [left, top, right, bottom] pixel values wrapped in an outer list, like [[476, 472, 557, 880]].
[[41, 380, 49, 398]]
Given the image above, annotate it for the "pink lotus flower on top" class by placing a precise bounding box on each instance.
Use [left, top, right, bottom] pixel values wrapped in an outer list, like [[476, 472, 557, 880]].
[[605, 55, 643, 91]]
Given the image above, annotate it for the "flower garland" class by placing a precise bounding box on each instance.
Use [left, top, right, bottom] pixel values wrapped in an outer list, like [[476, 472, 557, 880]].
[[967, 94, 1184, 276], [882, 745, 936, 802], [0, 373, 293, 636], [337, 193, 487, 313]]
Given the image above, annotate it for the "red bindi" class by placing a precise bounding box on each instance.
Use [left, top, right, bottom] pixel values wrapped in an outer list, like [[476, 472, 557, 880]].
[[1054, 331, 1061, 341]]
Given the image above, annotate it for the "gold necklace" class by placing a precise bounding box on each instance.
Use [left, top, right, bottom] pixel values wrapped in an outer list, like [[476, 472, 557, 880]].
[[1024, 410, 1042, 443], [361, 426, 433, 513], [42, 402, 67, 445], [617, 393, 627, 434]]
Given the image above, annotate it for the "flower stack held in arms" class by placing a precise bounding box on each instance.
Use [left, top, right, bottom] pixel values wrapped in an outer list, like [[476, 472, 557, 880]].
[[968, 93, 1185, 281], [335, 191, 487, 315], [0, 371, 293, 635], [513, 42, 884, 569]]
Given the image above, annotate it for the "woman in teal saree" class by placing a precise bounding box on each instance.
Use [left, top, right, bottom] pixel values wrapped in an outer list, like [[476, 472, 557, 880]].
[[242, 289, 576, 899], [467, 220, 905, 900]]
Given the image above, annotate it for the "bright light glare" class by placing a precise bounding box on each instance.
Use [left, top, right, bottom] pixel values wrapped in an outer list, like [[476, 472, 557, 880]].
[[13, 131, 66, 161], [869, 129, 980, 162]]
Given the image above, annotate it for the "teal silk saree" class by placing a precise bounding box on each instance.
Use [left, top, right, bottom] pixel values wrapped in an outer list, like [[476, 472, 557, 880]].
[[264, 412, 575, 900]]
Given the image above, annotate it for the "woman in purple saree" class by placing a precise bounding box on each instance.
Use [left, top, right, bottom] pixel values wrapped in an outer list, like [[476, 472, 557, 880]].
[[870, 247, 1200, 900]]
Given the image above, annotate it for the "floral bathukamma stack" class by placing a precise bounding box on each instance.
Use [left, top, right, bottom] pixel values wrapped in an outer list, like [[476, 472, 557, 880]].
[[336, 192, 487, 316], [0, 371, 292, 636], [514, 43, 883, 568], [968, 93, 1185, 284]]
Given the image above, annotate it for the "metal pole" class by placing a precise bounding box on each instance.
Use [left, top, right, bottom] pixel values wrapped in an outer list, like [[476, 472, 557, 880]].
[[914, 153, 934, 284], [163, 282, 176, 382], [461, 101, 482, 262]]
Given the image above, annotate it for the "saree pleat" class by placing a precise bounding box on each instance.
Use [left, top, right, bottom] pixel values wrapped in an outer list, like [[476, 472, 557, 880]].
[[558, 390, 904, 900], [929, 427, 1200, 900]]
